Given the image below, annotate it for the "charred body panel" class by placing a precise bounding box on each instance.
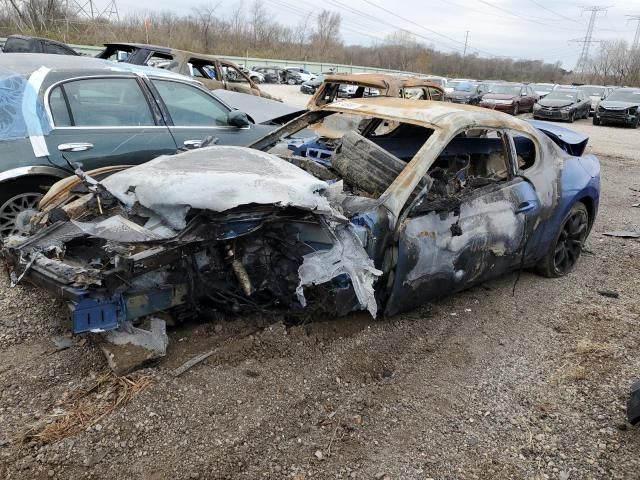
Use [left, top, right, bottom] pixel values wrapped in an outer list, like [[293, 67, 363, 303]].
[[4, 98, 600, 342]]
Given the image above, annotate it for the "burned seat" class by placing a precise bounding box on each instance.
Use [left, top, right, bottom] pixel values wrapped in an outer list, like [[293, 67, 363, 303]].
[[331, 131, 408, 197]]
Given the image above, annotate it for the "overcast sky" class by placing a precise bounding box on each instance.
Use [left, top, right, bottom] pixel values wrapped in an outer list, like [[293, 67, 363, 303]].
[[115, 0, 640, 68]]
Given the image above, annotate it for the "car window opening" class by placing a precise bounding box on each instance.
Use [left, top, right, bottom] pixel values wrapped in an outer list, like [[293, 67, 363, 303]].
[[411, 129, 513, 215], [272, 114, 434, 200]]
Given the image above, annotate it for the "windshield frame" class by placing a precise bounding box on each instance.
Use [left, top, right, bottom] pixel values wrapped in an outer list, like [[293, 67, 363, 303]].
[[452, 81, 478, 92], [605, 90, 640, 103], [488, 84, 522, 96], [544, 90, 578, 101], [580, 86, 606, 97]]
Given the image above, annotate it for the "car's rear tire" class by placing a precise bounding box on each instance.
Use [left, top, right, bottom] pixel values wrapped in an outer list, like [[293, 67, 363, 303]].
[[536, 202, 589, 278], [0, 177, 56, 238]]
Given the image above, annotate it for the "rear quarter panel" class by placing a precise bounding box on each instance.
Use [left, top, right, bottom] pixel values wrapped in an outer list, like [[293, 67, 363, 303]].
[[531, 153, 600, 263]]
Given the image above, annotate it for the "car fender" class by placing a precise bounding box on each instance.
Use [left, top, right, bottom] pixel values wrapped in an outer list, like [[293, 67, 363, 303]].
[[533, 155, 600, 259], [0, 166, 68, 185]]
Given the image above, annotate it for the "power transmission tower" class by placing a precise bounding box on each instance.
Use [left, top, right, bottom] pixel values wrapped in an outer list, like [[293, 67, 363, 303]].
[[463, 30, 469, 56], [66, 0, 119, 22], [572, 6, 609, 71], [628, 15, 640, 50]]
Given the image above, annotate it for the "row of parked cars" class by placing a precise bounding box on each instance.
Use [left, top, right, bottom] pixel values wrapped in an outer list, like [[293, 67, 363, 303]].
[[439, 78, 640, 127]]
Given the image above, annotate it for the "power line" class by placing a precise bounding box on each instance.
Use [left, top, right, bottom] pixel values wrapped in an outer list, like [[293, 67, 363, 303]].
[[338, 0, 520, 58], [264, 0, 389, 43], [527, 0, 584, 25], [476, 0, 588, 33], [324, 0, 466, 53]]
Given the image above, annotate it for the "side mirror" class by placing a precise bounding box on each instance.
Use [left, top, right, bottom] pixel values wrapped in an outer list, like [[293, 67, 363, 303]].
[[228, 110, 251, 128]]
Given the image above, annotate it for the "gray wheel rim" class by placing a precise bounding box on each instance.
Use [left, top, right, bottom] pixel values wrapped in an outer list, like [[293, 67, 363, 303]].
[[554, 209, 588, 274], [0, 192, 43, 237]]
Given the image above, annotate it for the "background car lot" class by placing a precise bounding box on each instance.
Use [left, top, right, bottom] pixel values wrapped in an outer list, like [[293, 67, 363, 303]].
[[0, 83, 639, 479]]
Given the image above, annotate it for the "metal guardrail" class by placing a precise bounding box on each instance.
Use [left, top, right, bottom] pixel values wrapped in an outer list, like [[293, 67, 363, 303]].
[[0, 37, 421, 76]]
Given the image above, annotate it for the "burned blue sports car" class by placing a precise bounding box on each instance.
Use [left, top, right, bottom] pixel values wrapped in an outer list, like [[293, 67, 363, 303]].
[[3, 98, 599, 351]]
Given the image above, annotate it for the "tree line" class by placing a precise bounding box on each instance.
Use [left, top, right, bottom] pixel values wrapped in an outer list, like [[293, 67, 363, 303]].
[[574, 41, 640, 87], [2, 0, 636, 85]]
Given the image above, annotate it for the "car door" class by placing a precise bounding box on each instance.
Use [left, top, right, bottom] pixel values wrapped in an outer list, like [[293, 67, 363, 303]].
[[580, 91, 590, 116], [384, 129, 541, 316], [428, 87, 444, 102], [520, 86, 532, 110], [187, 58, 226, 90], [149, 78, 273, 148], [44, 76, 178, 171]]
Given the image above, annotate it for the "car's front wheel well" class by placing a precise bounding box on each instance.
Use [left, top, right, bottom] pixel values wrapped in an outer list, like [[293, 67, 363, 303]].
[[576, 196, 595, 229], [0, 175, 61, 199]]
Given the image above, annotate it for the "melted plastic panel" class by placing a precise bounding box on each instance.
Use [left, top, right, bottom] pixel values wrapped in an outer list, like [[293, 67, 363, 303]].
[[102, 146, 337, 230], [0, 69, 51, 142], [297, 223, 382, 317]]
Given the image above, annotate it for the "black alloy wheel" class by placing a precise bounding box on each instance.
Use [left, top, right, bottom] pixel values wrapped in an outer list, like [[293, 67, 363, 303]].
[[537, 202, 589, 278]]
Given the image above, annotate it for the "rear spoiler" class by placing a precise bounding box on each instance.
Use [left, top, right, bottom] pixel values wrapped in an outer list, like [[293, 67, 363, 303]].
[[527, 120, 589, 157]]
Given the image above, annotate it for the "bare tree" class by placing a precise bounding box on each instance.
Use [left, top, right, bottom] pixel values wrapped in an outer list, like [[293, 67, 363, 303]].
[[191, 2, 220, 52], [311, 10, 341, 59]]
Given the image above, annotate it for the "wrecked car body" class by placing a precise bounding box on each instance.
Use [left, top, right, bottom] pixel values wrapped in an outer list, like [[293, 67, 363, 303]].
[[3, 99, 600, 358], [309, 74, 445, 109], [96, 43, 276, 100]]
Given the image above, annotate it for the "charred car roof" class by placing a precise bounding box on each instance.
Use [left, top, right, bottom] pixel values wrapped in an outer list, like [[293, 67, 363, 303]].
[[319, 73, 445, 91], [318, 96, 539, 135]]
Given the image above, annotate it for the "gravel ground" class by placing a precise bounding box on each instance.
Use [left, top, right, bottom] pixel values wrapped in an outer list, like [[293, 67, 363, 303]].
[[1, 97, 639, 479]]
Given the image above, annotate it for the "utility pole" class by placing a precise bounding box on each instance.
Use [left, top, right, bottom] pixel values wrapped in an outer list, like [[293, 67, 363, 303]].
[[627, 15, 640, 50], [571, 6, 609, 72], [463, 30, 469, 56]]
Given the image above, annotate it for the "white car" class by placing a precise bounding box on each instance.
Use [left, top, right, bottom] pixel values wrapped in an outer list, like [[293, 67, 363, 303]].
[[286, 67, 316, 82], [424, 75, 449, 93], [579, 85, 612, 116], [240, 67, 265, 83]]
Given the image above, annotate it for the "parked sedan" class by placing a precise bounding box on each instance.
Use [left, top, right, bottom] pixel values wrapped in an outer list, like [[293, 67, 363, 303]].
[[530, 83, 557, 99], [579, 85, 611, 116], [479, 83, 537, 115], [2, 35, 79, 55], [533, 89, 591, 123], [4, 99, 599, 361], [446, 81, 492, 105], [286, 67, 315, 82], [300, 75, 325, 94], [0, 54, 277, 237], [592, 87, 640, 128]]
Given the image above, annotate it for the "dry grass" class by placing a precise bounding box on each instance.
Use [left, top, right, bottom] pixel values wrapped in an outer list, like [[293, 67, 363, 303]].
[[18, 372, 153, 446], [551, 338, 615, 384], [575, 339, 614, 357]]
